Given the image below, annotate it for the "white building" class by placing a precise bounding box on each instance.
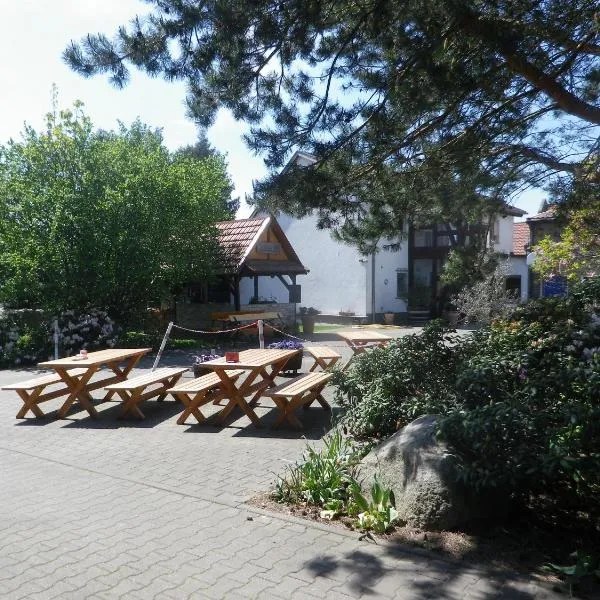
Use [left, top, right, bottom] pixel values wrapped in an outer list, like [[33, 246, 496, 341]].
[[241, 152, 529, 321]]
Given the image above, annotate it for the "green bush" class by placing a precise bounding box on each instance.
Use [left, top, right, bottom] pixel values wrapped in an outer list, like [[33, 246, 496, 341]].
[[333, 283, 600, 514], [333, 320, 474, 438]]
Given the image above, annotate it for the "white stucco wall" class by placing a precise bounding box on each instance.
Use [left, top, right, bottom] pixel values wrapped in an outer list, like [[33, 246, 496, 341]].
[[370, 238, 409, 314], [493, 216, 515, 254], [239, 213, 371, 315], [509, 256, 529, 300]]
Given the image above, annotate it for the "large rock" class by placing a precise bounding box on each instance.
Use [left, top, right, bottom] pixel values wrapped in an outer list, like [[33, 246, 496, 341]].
[[360, 415, 479, 531]]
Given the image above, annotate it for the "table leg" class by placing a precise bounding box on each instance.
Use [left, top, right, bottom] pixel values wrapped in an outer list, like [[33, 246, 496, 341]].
[[215, 368, 263, 427], [248, 357, 291, 405], [57, 367, 99, 418]]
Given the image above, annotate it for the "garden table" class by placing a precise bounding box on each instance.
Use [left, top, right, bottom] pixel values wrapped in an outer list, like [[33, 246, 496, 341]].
[[38, 348, 152, 418], [336, 329, 392, 369], [200, 348, 300, 427]]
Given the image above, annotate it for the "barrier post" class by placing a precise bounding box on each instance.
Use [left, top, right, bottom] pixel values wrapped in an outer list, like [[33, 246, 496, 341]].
[[258, 319, 265, 349], [152, 321, 173, 371], [53, 319, 60, 360]]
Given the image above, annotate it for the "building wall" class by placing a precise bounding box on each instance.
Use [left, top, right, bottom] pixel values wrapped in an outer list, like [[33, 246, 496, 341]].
[[239, 212, 373, 316], [494, 216, 514, 254], [509, 256, 529, 301]]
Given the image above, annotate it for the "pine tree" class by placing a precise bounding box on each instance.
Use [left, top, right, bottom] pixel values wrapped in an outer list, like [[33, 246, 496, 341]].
[[64, 1, 600, 243]]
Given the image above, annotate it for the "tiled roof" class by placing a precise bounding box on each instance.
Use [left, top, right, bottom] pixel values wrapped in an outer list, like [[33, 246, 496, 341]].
[[215, 217, 308, 275], [512, 222, 530, 256], [527, 206, 557, 221], [216, 218, 267, 270]]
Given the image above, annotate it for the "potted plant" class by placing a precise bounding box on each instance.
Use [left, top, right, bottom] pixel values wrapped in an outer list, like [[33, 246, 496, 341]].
[[192, 352, 222, 377], [299, 307, 320, 334], [383, 312, 395, 325], [267, 340, 304, 373]]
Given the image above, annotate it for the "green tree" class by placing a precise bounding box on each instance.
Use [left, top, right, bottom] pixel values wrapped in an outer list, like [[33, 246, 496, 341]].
[[0, 101, 233, 322], [175, 129, 240, 217], [532, 204, 600, 283], [64, 1, 600, 244]]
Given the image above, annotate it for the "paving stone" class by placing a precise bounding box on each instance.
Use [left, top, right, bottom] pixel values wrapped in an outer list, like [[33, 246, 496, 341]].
[[0, 356, 565, 600]]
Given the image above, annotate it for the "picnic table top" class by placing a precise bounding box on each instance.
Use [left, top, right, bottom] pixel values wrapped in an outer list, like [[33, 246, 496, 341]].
[[336, 330, 393, 343], [38, 348, 152, 369], [201, 348, 299, 370]]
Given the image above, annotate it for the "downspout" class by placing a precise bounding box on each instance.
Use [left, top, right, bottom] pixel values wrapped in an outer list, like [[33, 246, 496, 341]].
[[371, 249, 376, 324]]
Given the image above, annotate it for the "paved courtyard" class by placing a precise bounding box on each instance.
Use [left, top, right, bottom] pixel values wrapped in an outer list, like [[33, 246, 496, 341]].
[[0, 336, 563, 599]]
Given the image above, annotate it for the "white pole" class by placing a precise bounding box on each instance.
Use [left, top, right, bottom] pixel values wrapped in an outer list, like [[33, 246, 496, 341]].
[[53, 319, 59, 360], [152, 321, 173, 371], [258, 319, 265, 349]]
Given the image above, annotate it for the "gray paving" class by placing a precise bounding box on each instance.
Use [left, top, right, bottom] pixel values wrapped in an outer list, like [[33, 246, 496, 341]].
[[0, 342, 561, 599]]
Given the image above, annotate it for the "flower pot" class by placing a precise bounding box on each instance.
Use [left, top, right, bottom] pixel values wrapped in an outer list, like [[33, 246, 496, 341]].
[[301, 316, 316, 334], [192, 364, 212, 377], [282, 351, 303, 373], [383, 312, 395, 325]]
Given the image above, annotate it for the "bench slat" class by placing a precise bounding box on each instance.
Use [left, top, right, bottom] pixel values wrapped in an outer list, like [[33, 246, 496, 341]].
[[105, 367, 188, 391], [305, 346, 342, 360], [168, 369, 245, 393], [264, 372, 332, 398], [2, 368, 88, 391]]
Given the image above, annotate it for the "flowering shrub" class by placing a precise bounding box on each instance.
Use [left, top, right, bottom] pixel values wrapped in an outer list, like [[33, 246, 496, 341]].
[[0, 311, 49, 367], [0, 308, 119, 367], [54, 309, 118, 356], [267, 340, 304, 350], [334, 278, 600, 514]]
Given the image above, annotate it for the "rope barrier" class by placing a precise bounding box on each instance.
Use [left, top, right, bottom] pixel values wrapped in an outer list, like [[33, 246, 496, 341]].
[[170, 322, 258, 335], [152, 319, 363, 370]]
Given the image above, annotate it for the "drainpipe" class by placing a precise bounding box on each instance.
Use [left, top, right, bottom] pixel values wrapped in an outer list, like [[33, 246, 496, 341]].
[[371, 249, 376, 324]]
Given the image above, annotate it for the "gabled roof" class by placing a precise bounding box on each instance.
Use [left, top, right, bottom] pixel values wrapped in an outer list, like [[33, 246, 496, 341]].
[[502, 204, 527, 217], [512, 222, 530, 256], [216, 216, 308, 276], [527, 206, 557, 222]]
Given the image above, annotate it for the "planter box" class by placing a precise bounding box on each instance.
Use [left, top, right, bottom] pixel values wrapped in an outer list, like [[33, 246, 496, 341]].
[[192, 364, 213, 378], [282, 351, 303, 373]]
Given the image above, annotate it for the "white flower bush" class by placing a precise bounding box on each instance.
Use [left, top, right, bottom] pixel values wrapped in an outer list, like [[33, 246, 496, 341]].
[[0, 308, 119, 366], [53, 309, 118, 356]]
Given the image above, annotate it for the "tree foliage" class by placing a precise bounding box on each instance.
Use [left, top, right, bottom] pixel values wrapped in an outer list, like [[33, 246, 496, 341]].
[[532, 203, 600, 283], [64, 1, 600, 244], [175, 129, 240, 216], [0, 101, 233, 322]]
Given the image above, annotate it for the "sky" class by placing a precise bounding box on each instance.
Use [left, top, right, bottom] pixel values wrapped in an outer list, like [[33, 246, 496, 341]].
[[0, 0, 545, 220]]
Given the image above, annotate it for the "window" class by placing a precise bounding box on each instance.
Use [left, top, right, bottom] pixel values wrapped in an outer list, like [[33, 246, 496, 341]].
[[414, 229, 433, 247], [505, 275, 521, 296], [491, 220, 500, 244], [396, 270, 408, 298]]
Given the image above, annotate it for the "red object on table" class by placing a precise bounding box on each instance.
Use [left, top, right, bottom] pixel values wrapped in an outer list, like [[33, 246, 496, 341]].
[[225, 351, 239, 363]]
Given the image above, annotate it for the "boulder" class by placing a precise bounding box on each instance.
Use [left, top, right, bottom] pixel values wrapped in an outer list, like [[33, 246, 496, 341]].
[[360, 414, 480, 531]]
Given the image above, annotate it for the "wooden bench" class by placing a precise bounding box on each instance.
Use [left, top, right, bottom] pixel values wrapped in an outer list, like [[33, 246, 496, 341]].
[[304, 346, 342, 372], [168, 370, 245, 425], [104, 367, 188, 419], [2, 369, 87, 419], [263, 372, 332, 429]]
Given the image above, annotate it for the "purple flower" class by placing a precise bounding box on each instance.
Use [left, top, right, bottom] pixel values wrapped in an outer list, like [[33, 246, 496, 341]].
[[267, 340, 304, 350], [193, 353, 222, 365], [518, 368, 527, 381]]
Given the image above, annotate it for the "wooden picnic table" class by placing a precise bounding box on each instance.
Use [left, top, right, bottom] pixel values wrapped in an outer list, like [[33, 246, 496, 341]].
[[336, 330, 392, 369], [38, 348, 152, 419], [200, 348, 300, 427]]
